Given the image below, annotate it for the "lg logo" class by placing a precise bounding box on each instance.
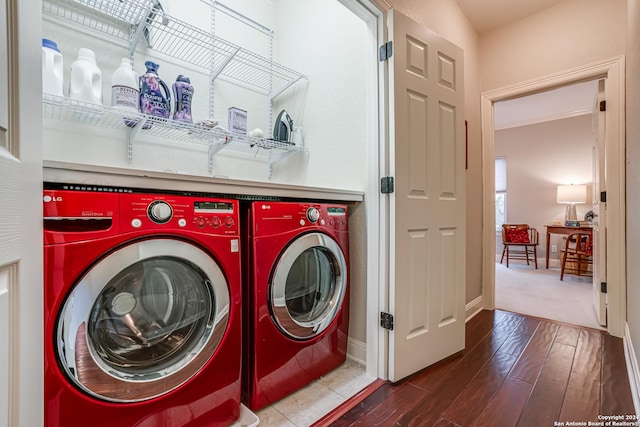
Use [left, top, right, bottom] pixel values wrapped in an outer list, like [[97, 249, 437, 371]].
[[43, 195, 62, 203], [261, 204, 271, 210]]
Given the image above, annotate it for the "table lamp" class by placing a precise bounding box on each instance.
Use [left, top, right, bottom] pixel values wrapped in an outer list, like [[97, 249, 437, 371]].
[[557, 184, 587, 223]]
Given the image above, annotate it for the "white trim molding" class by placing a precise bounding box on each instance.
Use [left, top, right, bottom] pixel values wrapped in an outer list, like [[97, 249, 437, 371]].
[[347, 337, 367, 366], [465, 296, 484, 322], [624, 324, 640, 416]]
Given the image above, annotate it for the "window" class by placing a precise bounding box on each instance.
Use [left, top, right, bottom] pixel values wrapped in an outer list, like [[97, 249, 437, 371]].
[[496, 157, 507, 230]]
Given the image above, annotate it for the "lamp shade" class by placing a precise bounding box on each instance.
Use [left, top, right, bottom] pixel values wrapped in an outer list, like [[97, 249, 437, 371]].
[[557, 184, 587, 204]]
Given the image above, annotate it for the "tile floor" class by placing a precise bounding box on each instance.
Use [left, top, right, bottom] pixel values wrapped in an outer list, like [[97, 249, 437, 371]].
[[254, 358, 376, 426]]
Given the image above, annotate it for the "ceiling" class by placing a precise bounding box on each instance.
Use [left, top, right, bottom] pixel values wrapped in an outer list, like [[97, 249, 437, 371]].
[[454, 0, 565, 34], [494, 80, 599, 130]]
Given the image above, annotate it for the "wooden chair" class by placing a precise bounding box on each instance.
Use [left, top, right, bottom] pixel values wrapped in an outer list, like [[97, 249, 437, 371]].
[[500, 224, 539, 268], [560, 231, 593, 280]]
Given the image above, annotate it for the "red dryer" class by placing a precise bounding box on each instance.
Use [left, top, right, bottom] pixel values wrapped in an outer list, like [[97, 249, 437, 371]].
[[43, 185, 242, 427], [243, 201, 350, 410]]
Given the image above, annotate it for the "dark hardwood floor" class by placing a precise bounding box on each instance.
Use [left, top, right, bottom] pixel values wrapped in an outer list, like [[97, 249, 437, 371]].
[[330, 310, 636, 426]]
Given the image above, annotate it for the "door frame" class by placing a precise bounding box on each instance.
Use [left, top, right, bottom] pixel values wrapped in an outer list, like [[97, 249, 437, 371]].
[[338, 0, 388, 379], [481, 56, 626, 338]]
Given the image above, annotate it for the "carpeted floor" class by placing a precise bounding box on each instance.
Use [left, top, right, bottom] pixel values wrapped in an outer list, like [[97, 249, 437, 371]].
[[495, 261, 604, 330]]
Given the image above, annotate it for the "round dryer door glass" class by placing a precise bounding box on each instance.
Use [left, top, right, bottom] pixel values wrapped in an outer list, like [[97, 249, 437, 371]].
[[56, 239, 230, 402], [271, 232, 347, 339]]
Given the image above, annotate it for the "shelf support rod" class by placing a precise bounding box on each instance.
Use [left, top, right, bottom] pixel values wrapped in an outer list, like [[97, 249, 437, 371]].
[[269, 75, 306, 101], [126, 117, 148, 162], [208, 142, 226, 172], [129, 1, 163, 56], [210, 46, 241, 82]]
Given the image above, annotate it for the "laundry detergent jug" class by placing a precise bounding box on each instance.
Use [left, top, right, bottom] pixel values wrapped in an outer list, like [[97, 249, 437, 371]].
[[139, 61, 171, 128]]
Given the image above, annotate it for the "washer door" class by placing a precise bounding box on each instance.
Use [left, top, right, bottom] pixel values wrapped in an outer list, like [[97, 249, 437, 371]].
[[270, 232, 347, 340], [56, 238, 230, 402]]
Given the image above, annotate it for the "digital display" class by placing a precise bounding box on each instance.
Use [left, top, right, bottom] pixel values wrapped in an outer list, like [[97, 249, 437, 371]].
[[327, 207, 346, 216], [194, 201, 234, 213]]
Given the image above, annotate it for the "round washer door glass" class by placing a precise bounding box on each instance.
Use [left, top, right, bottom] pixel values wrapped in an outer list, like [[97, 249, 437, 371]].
[[271, 232, 347, 339], [56, 239, 230, 402]]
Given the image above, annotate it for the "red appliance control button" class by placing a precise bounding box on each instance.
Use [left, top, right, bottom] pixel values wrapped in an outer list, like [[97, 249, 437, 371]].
[[131, 218, 142, 228], [224, 216, 235, 228], [195, 217, 207, 228], [178, 218, 187, 228], [211, 217, 221, 228]]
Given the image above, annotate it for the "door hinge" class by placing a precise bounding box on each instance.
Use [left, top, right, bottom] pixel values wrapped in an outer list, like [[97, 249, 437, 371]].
[[601, 282, 608, 293], [600, 100, 606, 111], [379, 41, 393, 61], [381, 312, 394, 330], [600, 191, 607, 203], [381, 176, 395, 194]]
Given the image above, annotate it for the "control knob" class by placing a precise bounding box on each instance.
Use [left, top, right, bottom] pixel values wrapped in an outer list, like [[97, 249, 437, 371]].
[[148, 201, 173, 224], [306, 207, 320, 223]]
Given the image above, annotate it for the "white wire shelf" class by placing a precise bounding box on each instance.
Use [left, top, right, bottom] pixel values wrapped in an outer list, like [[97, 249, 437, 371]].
[[42, 0, 307, 97], [42, 94, 303, 174]]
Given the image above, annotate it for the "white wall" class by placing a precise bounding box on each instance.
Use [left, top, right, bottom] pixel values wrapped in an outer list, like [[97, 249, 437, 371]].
[[495, 115, 594, 261], [626, 0, 640, 410], [480, 0, 626, 91]]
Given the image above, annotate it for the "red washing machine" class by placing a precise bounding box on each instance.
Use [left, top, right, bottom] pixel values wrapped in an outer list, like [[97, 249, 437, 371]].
[[243, 201, 350, 411], [43, 184, 242, 427]]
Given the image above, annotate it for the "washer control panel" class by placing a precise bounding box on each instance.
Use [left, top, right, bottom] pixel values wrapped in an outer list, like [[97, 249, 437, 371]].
[[121, 194, 238, 235], [43, 186, 240, 243]]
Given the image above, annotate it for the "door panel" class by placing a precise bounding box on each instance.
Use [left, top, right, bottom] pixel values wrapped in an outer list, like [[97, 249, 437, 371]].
[[0, 0, 43, 425], [389, 9, 465, 382]]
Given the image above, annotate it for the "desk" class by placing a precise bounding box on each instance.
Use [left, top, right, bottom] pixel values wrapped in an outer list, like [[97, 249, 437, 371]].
[[545, 225, 593, 268]]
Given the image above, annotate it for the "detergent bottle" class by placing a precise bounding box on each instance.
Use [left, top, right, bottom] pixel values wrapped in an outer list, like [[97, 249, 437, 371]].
[[42, 38, 64, 97], [172, 75, 194, 124], [139, 61, 171, 127], [68, 48, 102, 104], [111, 57, 139, 126]]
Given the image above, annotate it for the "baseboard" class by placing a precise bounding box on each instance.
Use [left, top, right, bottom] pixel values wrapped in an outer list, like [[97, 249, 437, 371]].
[[347, 337, 366, 365], [624, 323, 640, 416], [465, 296, 483, 322]]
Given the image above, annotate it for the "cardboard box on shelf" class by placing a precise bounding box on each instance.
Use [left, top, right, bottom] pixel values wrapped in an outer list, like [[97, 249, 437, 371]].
[[228, 107, 247, 135]]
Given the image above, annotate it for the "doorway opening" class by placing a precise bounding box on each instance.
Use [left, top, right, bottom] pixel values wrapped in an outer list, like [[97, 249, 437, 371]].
[[492, 80, 603, 329], [481, 56, 627, 338]]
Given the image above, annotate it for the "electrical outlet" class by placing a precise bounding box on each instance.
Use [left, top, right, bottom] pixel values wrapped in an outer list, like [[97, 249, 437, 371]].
[[551, 245, 558, 253]]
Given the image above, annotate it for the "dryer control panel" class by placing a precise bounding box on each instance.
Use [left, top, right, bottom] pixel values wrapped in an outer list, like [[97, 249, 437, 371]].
[[252, 202, 348, 237]]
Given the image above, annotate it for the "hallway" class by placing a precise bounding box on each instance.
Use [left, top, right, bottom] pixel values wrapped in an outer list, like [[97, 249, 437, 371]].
[[328, 309, 635, 426]]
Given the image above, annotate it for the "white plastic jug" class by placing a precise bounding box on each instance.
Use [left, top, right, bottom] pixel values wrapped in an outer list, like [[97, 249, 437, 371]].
[[111, 57, 140, 127], [42, 38, 64, 97], [69, 48, 102, 104], [111, 57, 139, 111]]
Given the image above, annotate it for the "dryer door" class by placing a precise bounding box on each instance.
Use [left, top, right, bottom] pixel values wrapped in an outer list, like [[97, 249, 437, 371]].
[[270, 232, 347, 339], [56, 238, 230, 402]]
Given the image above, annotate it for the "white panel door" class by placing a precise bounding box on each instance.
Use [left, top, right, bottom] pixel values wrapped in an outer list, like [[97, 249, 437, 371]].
[[388, 9, 466, 382], [591, 79, 607, 326], [0, 1, 43, 426]]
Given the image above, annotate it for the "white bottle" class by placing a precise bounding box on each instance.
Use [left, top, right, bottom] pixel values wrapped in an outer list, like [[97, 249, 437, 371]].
[[111, 58, 139, 111], [68, 48, 102, 104], [42, 38, 64, 97]]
